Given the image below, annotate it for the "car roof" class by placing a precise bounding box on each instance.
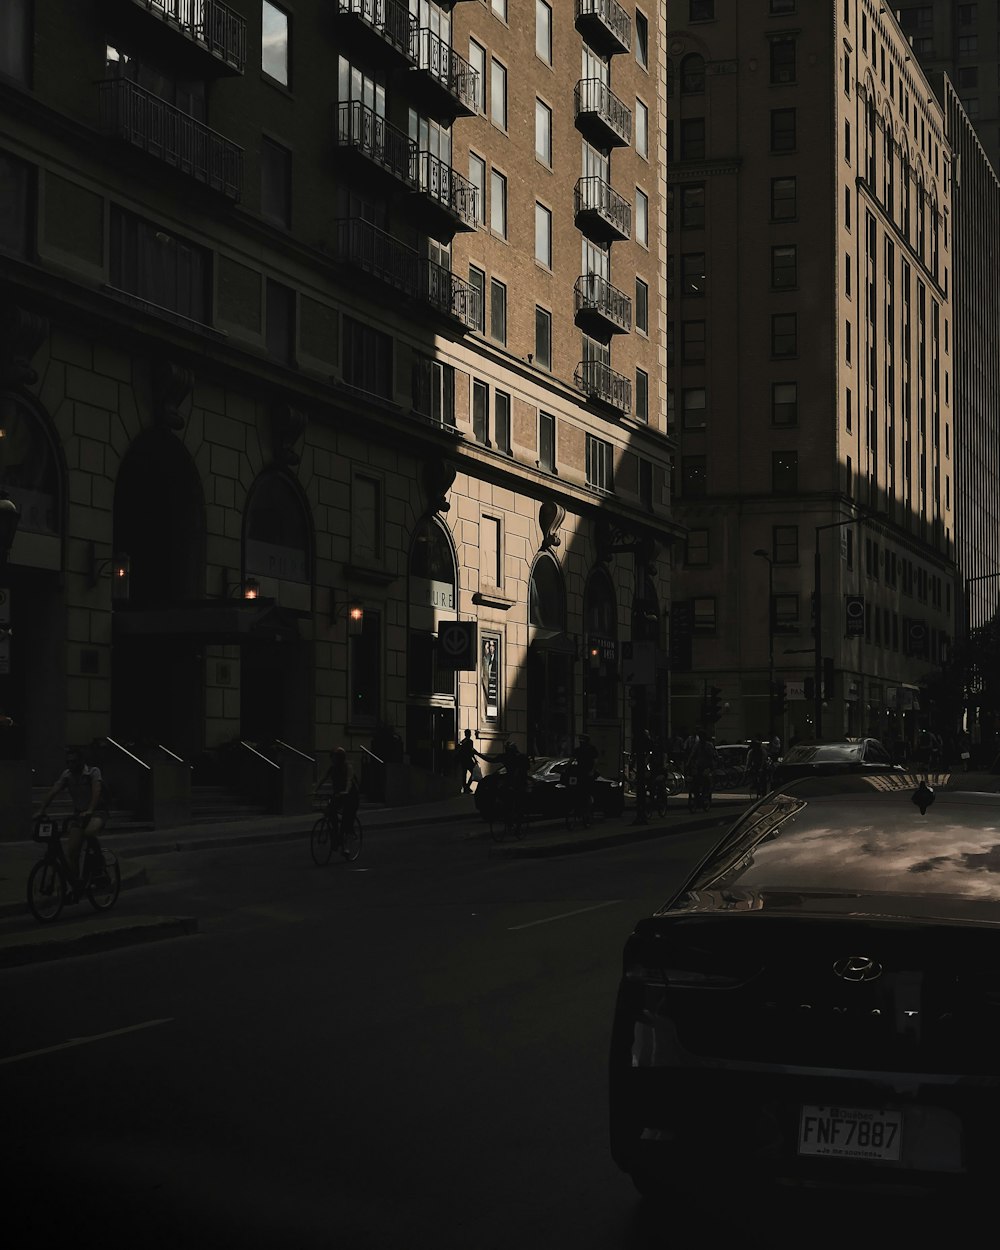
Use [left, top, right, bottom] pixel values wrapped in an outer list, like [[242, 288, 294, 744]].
[[661, 773, 1000, 925]]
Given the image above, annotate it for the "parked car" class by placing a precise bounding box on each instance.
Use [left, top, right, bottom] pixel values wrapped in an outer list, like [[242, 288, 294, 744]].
[[610, 771, 1000, 1200], [474, 756, 624, 822], [771, 737, 902, 786]]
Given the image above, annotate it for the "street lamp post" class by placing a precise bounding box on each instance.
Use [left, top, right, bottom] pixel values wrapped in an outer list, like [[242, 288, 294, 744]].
[[813, 510, 884, 738], [753, 549, 774, 739]]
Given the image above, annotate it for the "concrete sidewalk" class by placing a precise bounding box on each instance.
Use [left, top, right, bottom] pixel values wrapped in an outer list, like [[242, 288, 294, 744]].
[[0, 789, 744, 967]]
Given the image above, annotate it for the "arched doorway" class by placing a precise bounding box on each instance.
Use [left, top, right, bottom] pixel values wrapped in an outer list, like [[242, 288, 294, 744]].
[[407, 516, 457, 775], [112, 430, 205, 752], [527, 553, 573, 757], [241, 470, 312, 746]]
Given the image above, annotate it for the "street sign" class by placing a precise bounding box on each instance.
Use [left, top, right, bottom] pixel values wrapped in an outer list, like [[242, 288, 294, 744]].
[[438, 620, 477, 669]]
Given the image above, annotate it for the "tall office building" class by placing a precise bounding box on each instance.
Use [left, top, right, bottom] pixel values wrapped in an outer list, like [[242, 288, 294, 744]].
[[0, 0, 675, 823], [667, 1, 958, 747]]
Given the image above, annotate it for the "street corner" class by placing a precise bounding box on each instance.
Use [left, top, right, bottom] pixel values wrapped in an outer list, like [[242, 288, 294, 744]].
[[0, 913, 200, 969]]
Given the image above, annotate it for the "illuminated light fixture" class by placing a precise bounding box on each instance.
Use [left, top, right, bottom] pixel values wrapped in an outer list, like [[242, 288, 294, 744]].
[[88, 542, 131, 600], [348, 602, 365, 636], [589, 644, 601, 670], [242, 577, 259, 601]]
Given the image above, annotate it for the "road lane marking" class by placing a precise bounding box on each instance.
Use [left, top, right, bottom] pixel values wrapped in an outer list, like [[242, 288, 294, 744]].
[[0, 1018, 174, 1066], [508, 900, 623, 930]]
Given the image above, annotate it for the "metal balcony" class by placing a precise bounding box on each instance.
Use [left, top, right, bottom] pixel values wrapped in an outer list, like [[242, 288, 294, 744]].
[[574, 359, 632, 415], [575, 78, 632, 148], [409, 28, 478, 119], [334, 0, 416, 65], [575, 0, 631, 56], [333, 218, 480, 330], [335, 101, 418, 190], [574, 176, 631, 243], [98, 78, 243, 199], [412, 150, 479, 238], [111, 0, 247, 74], [574, 273, 632, 335]]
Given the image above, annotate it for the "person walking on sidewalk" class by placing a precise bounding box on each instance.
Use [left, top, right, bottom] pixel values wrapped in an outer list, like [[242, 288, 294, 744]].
[[316, 747, 360, 842], [457, 729, 479, 793], [34, 747, 109, 891]]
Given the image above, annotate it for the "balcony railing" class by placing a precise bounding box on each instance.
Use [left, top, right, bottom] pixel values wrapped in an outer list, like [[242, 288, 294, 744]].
[[411, 28, 479, 117], [574, 359, 632, 415], [574, 273, 632, 334], [133, 0, 247, 72], [415, 150, 479, 231], [575, 77, 632, 147], [336, 0, 416, 62], [574, 176, 631, 242], [334, 218, 480, 329], [98, 78, 243, 199], [575, 0, 631, 56], [336, 100, 418, 188]]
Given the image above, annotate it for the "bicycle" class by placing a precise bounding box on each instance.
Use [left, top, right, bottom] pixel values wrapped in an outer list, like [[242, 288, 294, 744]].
[[27, 814, 121, 923], [490, 783, 528, 842], [310, 803, 363, 865], [686, 772, 713, 813]]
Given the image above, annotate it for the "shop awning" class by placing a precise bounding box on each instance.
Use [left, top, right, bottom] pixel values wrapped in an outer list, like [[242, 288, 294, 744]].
[[113, 600, 302, 644]]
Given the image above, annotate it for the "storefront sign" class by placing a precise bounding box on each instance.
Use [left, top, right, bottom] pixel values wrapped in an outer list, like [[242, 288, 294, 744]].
[[411, 576, 455, 611]]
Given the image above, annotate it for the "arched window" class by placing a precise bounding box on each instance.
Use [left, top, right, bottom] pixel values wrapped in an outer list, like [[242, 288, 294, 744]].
[[244, 471, 311, 585], [0, 394, 60, 539], [865, 82, 877, 186], [680, 54, 704, 95], [883, 113, 895, 217], [529, 554, 565, 631], [901, 146, 911, 237]]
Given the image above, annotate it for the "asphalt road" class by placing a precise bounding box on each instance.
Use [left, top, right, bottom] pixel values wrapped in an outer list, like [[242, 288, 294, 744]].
[[0, 815, 964, 1247]]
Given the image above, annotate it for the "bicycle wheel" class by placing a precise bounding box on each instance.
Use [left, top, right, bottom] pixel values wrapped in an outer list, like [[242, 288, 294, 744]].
[[27, 858, 67, 923], [341, 816, 363, 862], [311, 814, 334, 866], [87, 848, 121, 911]]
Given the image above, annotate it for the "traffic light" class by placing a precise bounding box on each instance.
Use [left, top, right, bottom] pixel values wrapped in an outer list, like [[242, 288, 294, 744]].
[[823, 657, 835, 702], [708, 686, 723, 723]]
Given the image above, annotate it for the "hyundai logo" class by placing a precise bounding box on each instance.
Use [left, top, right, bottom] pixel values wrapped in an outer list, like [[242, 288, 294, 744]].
[[833, 955, 883, 982]]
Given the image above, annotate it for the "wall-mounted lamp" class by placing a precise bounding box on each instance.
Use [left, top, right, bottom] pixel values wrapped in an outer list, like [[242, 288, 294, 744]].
[[588, 643, 601, 670], [0, 490, 20, 566], [88, 543, 131, 600], [332, 592, 365, 635], [225, 571, 260, 600]]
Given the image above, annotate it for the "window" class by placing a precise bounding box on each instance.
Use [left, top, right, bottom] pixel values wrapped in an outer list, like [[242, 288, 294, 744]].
[[772, 450, 798, 493], [412, 355, 456, 427], [586, 435, 614, 492], [680, 118, 705, 160], [472, 379, 489, 443], [693, 597, 717, 634], [771, 244, 797, 288], [534, 306, 552, 369], [0, 151, 30, 256], [682, 321, 705, 363], [770, 176, 796, 219], [352, 474, 383, 565], [680, 184, 705, 228], [110, 208, 210, 324], [262, 1, 289, 86], [490, 169, 507, 236], [771, 382, 798, 425], [492, 0, 507, 18], [682, 252, 706, 295], [468, 265, 485, 332], [682, 387, 707, 429], [770, 0, 796, 11], [773, 594, 800, 633], [260, 137, 291, 228], [469, 153, 487, 224], [771, 313, 797, 356], [636, 99, 649, 158], [635, 279, 649, 335], [681, 55, 704, 95], [535, 202, 552, 267], [469, 39, 487, 113], [539, 411, 556, 471], [481, 516, 502, 591], [636, 188, 649, 245], [770, 37, 796, 84], [0, 0, 31, 84], [682, 457, 707, 497], [690, 0, 715, 19], [635, 11, 649, 69], [639, 458, 653, 510], [686, 530, 709, 565], [494, 390, 511, 454], [535, 98, 552, 164], [772, 524, 799, 563], [536, 0, 552, 63], [635, 368, 649, 421], [343, 316, 392, 397], [266, 279, 295, 365], [770, 108, 796, 151], [490, 277, 507, 344], [491, 58, 507, 129]]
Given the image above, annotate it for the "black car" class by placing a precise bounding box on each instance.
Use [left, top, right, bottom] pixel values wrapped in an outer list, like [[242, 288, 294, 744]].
[[609, 773, 1000, 1200], [474, 756, 624, 822], [771, 736, 902, 786]]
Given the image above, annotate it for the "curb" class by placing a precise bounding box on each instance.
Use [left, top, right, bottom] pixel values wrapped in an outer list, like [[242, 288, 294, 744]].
[[490, 813, 731, 857], [0, 915, 199, 968]]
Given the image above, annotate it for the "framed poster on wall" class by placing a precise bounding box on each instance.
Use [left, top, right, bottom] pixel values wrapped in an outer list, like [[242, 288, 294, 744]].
[[481, 631, 501, 723]]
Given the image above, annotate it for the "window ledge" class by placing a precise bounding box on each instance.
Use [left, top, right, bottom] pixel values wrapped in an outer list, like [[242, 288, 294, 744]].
[[473, 591, 515, 610], [342, 563, 398, 587]]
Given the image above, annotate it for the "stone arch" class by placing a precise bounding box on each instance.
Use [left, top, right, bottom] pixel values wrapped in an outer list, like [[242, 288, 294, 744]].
[[680, 53, 704, 95]]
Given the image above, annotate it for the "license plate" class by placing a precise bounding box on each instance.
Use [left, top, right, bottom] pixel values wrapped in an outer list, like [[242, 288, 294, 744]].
[[798, 1105, 902, 1162]]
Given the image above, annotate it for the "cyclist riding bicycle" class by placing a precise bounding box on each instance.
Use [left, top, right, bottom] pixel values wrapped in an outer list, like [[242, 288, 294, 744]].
[[316, 747, 360, 842], [33, 747, 110, 893], [684, 731, 720, 807]]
